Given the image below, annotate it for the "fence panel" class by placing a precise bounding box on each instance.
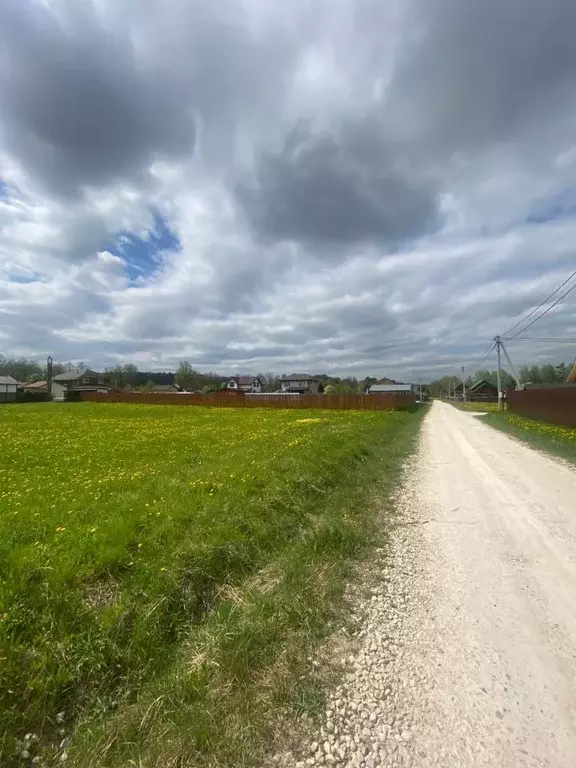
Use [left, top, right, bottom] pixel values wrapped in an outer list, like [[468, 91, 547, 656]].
[[79, 391, 416, 411], [507, 386, 576, 427]]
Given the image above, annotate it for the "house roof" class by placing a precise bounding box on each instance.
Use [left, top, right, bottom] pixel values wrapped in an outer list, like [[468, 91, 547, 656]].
[[283, 373, 318, 382], [151, 384, 180, 392], [468, 379, 497, 391], [229, 375, 259, 385], [369, 383, 413, 393], [21, 380, 47, 389], [53, 368, 90, 382], [0, 375, 18, 385]]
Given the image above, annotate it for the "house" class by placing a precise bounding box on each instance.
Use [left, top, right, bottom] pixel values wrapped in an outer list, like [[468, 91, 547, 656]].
[[151, 384, 182, 394], [280, 374, 324, 394], [224, 376, 263, 393], [368, 383, 413, 395], [461, 379, 499, 402], [0, 375, 18, 402], [19, 380, 48, 392], [52, 369, 111, 400]]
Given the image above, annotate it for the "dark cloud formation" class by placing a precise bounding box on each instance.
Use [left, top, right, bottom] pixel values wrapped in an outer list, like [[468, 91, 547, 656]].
[[238, 120, 440, 249], [390, 0, 576, 155], [0, 0, 195, 195]]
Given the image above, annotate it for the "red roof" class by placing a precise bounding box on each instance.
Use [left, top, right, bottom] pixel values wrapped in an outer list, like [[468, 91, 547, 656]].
[[20, 380, 48, 390]]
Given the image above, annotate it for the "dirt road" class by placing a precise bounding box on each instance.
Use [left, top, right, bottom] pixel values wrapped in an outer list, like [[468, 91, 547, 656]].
[[402, 400, 576, 766], [276, 400, 576, 767]]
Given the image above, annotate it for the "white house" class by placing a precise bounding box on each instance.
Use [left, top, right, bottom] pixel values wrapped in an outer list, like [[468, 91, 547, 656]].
[[0, 375, 18, 402], [280, 374, 324, 394], [225, 376, 263, 393], [51, 369, 111, 400]]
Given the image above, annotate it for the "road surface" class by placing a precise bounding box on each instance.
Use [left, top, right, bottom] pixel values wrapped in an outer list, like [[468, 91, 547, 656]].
[[275, 400, 576, 767]]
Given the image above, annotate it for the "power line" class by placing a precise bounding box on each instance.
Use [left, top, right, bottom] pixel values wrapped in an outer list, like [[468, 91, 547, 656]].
[[505, 278, 576, 340], [469, 341, 496, 372], [505, 337, 576, 343], [500, 267, 576, 339]]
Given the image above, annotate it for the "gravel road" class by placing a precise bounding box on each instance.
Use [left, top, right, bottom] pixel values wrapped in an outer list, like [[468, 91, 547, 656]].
[[274, 400, 576, 767]]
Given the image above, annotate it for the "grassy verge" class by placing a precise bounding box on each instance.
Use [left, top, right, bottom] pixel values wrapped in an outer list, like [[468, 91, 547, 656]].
[[450, 401, 502, 413], [479, 411, 576, 464], [0, 403, 425, 767]]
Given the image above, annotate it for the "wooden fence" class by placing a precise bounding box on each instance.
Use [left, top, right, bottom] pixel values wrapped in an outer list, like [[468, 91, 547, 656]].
[[79, 390, 416, 411], [507, 385, 576, 427]]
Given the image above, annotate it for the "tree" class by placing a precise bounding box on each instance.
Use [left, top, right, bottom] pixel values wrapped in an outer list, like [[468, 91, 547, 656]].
[[555, 362, 569, 383], [261, 373, 281, 392], [528, 365, 542, 384], [360, 377, 378, 393], [519, 365, 532, 384], [175, 360, 197, 391], [428, 375, 461, 398], [122, 363, 139, 388], [0, 355, 43, 381], [473, 368, 515, 389], [540, 364, 557, 384]]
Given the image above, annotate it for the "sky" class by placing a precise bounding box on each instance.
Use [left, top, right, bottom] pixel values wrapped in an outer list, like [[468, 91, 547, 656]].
[[2, 0, 576, 380]]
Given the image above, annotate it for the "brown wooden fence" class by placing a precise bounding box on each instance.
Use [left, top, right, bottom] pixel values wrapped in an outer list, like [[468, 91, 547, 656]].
[[79, 390, 416, 411], [507, 385, 576, 427]]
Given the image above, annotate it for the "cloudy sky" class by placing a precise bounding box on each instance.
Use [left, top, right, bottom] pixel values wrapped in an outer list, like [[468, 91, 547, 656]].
[[2, 0, 576, 380]]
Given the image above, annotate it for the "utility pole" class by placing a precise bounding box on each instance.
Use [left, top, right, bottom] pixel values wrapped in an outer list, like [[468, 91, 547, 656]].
[[46, 355, 53, 401], [461, 366, 466, 402], [495, 336, 503, 411], [418, 377, 422, 402]]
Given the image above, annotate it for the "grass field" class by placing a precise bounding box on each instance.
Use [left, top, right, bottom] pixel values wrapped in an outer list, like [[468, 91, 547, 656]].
[[0, 402, 423, 767], [449, 400, 576, 463], [481, 411, 576, 464]]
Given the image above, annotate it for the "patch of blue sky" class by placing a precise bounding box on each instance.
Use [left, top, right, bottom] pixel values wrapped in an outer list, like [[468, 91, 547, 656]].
[[107, 212, 180, 282], [4, 267, 45, 284], [8, 274, 40, 284], [526, 189, 576, 225]]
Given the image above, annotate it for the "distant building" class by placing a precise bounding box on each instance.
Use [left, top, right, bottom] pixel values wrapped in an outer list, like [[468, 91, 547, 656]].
[[280, 374, 324, 394], [368, 383, 413, 395], [52, 369, 111, 400], [0, 375, 18, 402], [19, 380, 48, 393], [224, 376, 263, 393], [209, 387, 246, 396], [466, 379, 498, 401], [455, 379, 498, 401], [150, 384, 182, 394]]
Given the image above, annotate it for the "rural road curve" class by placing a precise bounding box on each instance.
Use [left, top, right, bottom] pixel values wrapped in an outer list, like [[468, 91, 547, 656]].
[[275, 400, 576, 767]]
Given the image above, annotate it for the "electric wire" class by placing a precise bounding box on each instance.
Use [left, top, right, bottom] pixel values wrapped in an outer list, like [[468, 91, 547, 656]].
[[499, 267, 576, 339]]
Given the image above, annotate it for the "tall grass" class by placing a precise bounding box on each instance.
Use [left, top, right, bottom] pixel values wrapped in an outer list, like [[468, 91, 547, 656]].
[[0, 403, 424, 767]]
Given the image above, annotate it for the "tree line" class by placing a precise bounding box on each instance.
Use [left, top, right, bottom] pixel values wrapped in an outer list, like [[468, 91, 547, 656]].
[[1, 356, 394, 393], [428, 361, 573, 396], [0, 356, 70, 381]]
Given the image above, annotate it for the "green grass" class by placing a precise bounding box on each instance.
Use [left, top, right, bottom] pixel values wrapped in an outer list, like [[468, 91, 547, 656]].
[[451, 401, 502, 413], [480, 410, 576, 464], [0, 402, 424, 767]]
